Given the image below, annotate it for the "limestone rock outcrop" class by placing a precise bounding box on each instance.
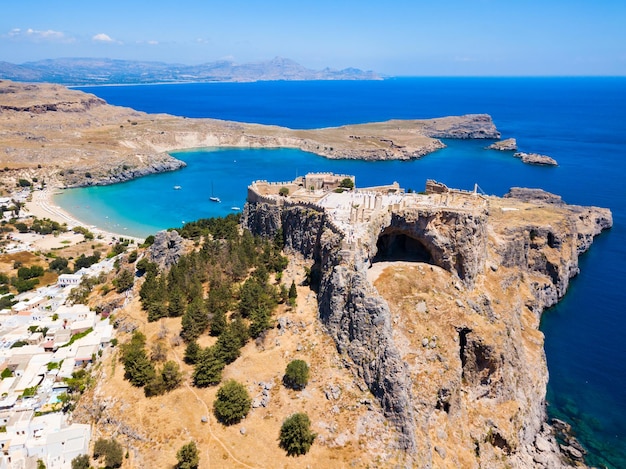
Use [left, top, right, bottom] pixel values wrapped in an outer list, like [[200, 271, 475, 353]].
[[244, 178, 612, 468], [147, 230, 185, 270]]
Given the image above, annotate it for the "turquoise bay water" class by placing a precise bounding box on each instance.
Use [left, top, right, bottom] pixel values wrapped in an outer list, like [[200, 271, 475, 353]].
[[65, 79, 625, 467], [54, 140, 554, 239]]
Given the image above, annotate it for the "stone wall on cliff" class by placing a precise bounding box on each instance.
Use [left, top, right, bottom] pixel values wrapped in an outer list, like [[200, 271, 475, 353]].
[[243, 184, 612, 468]]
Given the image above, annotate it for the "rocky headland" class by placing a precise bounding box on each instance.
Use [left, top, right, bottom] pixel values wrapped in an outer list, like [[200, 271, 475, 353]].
[[243, 175, 612, 467], [0, 80, 500, 190]]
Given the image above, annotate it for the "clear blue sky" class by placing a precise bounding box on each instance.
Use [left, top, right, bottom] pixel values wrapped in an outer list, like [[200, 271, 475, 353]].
[[2, 0, 625, 76]]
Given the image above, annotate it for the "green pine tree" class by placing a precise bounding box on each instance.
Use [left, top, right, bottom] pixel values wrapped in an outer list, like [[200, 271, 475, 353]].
[[181, 296, 209, 342], [193, 347, 224, 387]]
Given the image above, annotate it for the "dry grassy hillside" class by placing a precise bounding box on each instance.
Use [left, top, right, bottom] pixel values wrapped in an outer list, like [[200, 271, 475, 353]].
[[75, 257, 405, 469]]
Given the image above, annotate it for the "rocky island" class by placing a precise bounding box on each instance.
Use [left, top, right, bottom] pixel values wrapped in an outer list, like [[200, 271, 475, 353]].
[[514, 152, 559, 166], [244, 174, 611, 467]]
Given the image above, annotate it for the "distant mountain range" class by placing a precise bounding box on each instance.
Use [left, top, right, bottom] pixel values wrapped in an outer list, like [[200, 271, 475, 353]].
[[0, 57, 381, 85]]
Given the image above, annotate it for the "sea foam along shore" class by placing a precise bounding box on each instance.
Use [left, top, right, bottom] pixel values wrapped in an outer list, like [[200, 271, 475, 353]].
[[23, 187, 144, 245]]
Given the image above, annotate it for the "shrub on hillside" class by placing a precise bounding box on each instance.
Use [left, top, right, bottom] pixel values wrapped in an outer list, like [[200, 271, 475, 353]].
[[176, 441, 199, 469], [283, 359, 310, 390], [70, 454, 90, 469], [279, 413, 316, 456], [213, 380, 252, 426], [93, 438, 123, 468]]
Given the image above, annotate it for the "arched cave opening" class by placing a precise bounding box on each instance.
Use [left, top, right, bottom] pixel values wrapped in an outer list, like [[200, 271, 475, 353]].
[[373, 231, 435, 264]]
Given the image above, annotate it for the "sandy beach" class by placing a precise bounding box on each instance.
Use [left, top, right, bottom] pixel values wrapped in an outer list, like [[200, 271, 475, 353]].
[[23, 187, 143, 246]]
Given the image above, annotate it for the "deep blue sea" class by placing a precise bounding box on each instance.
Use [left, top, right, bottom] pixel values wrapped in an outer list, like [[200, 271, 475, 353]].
[[65, 78, 626, 467]]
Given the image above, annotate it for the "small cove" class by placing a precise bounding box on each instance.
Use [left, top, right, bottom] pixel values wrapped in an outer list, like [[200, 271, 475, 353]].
[[54, 139, 531, 239]]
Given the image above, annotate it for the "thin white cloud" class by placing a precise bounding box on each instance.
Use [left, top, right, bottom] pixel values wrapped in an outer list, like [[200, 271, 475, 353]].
[[5, 27, 72, 42], [147, 40, 158, 45], [93, 33, 114, 43]]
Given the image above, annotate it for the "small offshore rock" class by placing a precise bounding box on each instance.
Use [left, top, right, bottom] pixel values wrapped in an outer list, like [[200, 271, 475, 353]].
[[560, 444, 583, 460], [487, 138, 517, 151], [514, 151, 558, 166]]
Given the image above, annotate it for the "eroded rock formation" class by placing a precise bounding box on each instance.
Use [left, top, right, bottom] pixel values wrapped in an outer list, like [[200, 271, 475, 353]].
[[243, 177, 612, 467]]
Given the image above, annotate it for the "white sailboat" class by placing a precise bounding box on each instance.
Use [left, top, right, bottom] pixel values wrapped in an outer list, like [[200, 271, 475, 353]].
[[209, 182, 221, 203]]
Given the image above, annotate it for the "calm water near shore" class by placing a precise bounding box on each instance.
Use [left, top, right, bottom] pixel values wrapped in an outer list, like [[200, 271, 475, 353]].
[[64, 78, 626, 467]]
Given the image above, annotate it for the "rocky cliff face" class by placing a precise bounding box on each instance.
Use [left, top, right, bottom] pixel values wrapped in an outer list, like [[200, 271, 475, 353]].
[[244, 186, 612, 468], [147, 230, 186, 270]]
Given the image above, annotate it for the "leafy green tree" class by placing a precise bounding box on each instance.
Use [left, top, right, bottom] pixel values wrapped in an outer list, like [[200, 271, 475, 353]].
[[213, 380, 252, 425], [14, 222, 28, 233], [279, 413, 316, 456], [136, 257, 157, 276], [339, 177, 354, 189], [175, 441, 199, 469], [161, 360, 183, 391], [114, 269, 134, 293], [73, 252, 101, 271], [283, 360, 310, 390], [71, 454, 90, 469], [49, 257, 69, 273], [193, 347, 224, 387], [12, 277, 39, 293], [144, 376, 165, 397], [17, 265, 44, 280], [238, 278, 265, 318], [127, 250, 138, 263], [93, 438, 123, 468]]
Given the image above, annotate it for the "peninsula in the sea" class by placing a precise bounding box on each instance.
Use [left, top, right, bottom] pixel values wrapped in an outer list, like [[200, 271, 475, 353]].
[[0, 57, 380, 85], [0, 79, 502, 189]]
